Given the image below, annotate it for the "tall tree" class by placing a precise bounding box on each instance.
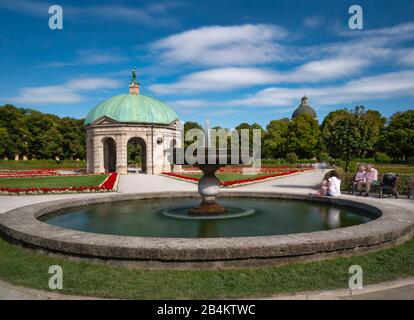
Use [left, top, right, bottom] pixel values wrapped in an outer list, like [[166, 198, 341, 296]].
[[321, 106, 382, 170], [263, 118, 289, 159], [383, 110, 414, 161], [183, 121, 203, 149], [0, 127, 10, 158], [0, 105, 29, 158], [287, 114, 320, 159], [59, 117, 85, 160], [26, 112, 63, 160], [235, 122, 265, 156]]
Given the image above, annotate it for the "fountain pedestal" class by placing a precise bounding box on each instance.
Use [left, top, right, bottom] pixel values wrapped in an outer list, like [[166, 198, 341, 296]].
[[188, 164, 227, 215]]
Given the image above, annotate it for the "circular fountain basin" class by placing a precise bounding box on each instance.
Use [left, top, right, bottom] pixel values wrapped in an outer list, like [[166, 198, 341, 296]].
[[0, 191, 413, 268], [42, 198, 374, 238]]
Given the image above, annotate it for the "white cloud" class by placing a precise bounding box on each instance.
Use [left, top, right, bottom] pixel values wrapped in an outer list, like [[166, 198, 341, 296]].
[[11, 77, 121, 105], [285, 57, 368, 82], [150, 57, 368, 94], [150, 68, 281, 93], [398, 49, 414, 66], [229, 70, 414, 108], [151, 24, 291, 66]]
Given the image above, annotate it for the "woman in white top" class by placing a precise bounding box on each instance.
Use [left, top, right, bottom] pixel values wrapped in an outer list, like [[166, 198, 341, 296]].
[[316, 170, 342, 197], [327, 173, 341, 197]]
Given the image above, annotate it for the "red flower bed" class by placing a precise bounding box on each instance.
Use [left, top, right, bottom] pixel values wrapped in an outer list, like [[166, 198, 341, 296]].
[[0, 172, 119, 195], [0, 168, 61, 179], [181, 165, 313, 174], [220, 170, 302, 187], [162, 168, 312, 187]]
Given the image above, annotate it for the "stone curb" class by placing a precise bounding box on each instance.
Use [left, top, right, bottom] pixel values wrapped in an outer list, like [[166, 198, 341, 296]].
[[0, 191, 413, 267], [263, 277, 414, 300], [2, 277, 414, 300]]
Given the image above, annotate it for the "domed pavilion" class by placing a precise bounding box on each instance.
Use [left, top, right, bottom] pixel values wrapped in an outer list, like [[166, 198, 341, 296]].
[[291, 96, 317, 120], [84, 68, 182, 175]]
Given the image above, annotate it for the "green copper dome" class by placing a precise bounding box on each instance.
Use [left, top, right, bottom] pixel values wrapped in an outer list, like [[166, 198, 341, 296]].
[[84, 94, 179, 126]]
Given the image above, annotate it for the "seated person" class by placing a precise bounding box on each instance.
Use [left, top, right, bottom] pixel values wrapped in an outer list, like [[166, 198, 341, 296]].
[[358, 164, 378, 197], [316, 170, 341, 197], [352, 165, 366, 195], [327, 170, 342, 197]]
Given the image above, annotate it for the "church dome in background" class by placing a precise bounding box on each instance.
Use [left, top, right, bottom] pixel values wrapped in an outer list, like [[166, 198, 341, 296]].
[[291, 96, 317, 119]]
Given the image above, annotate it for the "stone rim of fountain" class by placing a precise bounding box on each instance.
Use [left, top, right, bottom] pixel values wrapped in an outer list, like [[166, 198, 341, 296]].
[[0, 191, 413, 269]]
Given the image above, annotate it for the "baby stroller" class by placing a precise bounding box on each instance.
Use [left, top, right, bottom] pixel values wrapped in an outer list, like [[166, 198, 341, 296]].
[[379, 173, 399, 199]]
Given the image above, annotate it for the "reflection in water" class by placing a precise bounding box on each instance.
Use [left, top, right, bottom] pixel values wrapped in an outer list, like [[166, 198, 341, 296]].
[[315, 207, 341, 229], [45, 198, 374, 238], [198, 221, 219, 238], [326, 208, 341, 229]]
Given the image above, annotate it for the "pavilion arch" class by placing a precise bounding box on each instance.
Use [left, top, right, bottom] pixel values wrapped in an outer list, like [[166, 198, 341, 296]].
[[102, 137, 117, 173], [127, 136, 147, 174]]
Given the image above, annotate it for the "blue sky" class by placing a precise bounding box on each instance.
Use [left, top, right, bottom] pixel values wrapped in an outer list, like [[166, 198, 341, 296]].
[[0, 0, 413, 128]]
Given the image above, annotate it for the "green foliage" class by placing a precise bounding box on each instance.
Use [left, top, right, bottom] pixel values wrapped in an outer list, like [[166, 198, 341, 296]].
[[286, 114, 320, 159], [332, 159, 357, 173], [0, 105, 29, 158], [0, 127, 9, 157], [262, 118, 289, 159], [317, 152, 330, 163], [321, 106, 385, 171], [286, 152, 298, 164], [0, 105, 85, 160], [383, 110, 414, 161], [235, 122, 265, 153], [127, 143, 142, 166], [183, 121, 203, 149], [374, 152, 391, 164]]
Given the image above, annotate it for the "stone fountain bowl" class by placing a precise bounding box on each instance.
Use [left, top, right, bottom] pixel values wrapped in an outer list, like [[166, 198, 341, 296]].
[[170, 148, 253, 215]]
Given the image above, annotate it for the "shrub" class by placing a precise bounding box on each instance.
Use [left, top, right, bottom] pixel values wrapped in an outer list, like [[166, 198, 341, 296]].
[[317, 152, 330, 163], [375, 152, 391, 164], [286, 152, 298, 164], [331, 159, 357, 173]]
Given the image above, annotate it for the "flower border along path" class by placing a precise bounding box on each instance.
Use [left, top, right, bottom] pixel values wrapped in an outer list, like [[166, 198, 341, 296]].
[[0, 172, 119, 195], [162, 168, 313, 187]]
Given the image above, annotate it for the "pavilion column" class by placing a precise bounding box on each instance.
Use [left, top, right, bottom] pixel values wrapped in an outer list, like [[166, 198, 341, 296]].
[[85, 136, 93, 173], [93, 137, 105, 174], [116, 134, 128, 174]]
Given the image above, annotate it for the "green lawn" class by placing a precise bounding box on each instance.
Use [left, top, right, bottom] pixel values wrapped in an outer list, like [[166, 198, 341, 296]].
[[181, 172, 272, 182], [0, 236, 413, 299], [0, 160, 86, 170], [0, 175, 108, 189]]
